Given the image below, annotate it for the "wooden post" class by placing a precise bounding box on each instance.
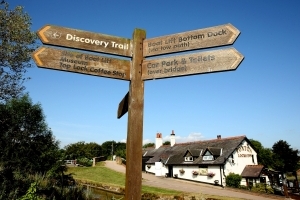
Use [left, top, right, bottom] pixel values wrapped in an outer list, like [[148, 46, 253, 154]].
[[125, 28, 146, 200]]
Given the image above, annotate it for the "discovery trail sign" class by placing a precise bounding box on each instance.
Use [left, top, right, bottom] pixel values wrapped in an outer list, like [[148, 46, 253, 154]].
[[143, 23, 240, 57], [32, 47, 130, 80], [32, 23, 244, 200], [37, 25, 132, 57]]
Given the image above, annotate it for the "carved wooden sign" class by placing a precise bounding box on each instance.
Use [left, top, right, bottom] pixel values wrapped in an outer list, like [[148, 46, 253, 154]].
[[142, 48, 244, 80], [37, 25, 132, 57], [32, 47, 131, 80], [143, 23, 240, 57]]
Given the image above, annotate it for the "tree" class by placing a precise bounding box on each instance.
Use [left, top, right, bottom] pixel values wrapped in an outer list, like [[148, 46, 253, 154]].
[[249, 139, 274, 168], [64, 141, 102, 160], [115, 142, 126, 159], [101, 140, 116, 159], [163, 141, 170, 145], [0, 95, 60, 173], [272, 140, 300, 172], [143, 143, 155, 148], [85, 142, 102, 159], [0, 95, 60, 198], [64, 141, 88, 160], [100, 141, 126, 159], [0, 3, 37, 102]]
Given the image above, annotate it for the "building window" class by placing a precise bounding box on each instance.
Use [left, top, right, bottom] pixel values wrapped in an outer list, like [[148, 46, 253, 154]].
[[228, 154, 234, 163], [252, 155, 255, 163], [203, 155, 214, 161], [185, 156, 193, 161]]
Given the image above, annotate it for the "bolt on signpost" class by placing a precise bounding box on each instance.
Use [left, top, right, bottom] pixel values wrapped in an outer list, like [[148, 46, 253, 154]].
[[32, 23, 243, 200]]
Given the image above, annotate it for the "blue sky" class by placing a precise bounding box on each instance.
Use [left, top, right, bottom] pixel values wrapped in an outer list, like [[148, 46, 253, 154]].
[[7, 0, 300, 150]]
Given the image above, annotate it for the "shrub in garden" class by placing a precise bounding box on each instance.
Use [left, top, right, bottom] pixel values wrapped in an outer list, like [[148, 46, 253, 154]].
[[225, 173, 242, 188], [251, 183, 274, 194]]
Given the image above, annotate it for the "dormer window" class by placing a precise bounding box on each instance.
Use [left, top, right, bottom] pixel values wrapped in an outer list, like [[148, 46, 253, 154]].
[[185, 156, 193, 162], [202, 148, 214, 161], [201, 147, 222, 161], [203, 155, 214, 160]]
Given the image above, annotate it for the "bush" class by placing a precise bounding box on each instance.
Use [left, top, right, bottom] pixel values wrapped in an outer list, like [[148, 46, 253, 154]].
[[225, 173, 242, 188], [77, 158, 93, 167], [141, 192, 158, 199], [251, 183, 274, 194]]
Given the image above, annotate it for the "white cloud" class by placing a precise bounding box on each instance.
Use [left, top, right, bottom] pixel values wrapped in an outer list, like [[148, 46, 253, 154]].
[[143, 139, 153, 145], [177, 132, 205, 143]]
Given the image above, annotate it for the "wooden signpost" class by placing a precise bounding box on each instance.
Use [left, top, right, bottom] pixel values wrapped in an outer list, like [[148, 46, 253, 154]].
[[142, 47, 243, 80], [32, 46, 131, 80], [143, 23, 240, 57], [32, 23, 244, 200], [37, 24, 132, 57], [117, 92, 129, 119]]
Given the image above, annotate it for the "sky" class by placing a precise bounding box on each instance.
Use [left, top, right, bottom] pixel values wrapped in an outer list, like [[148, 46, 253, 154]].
[[6, 0, 300, 150]]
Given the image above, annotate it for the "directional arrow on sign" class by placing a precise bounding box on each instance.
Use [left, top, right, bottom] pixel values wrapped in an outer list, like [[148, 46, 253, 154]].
[[37, 24, 132, 57], [142, 47, 244, 80], [32, 46, 131, 80], [143, 23, 240, 57]]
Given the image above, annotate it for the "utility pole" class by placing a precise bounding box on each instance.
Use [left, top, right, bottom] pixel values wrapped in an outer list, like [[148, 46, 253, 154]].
[[111, 142, 114, 161]]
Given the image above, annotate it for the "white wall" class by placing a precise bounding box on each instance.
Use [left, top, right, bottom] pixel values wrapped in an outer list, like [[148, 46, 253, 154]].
[[145, 163, 168, 176], [224, 140, 257, 176], [145, 164, 155, 174], [173, 165, 221, 184]]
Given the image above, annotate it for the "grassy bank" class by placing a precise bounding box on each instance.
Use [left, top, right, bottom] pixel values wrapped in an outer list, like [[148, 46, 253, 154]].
[[67, 162, 245, 199], [67, 165, 182, 196]]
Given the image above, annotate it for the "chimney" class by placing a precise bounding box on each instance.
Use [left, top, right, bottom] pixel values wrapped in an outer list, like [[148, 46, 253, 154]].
[[217, 135, 221, 139], [170, 130, 176, 147], [155, 133, 163, 149]]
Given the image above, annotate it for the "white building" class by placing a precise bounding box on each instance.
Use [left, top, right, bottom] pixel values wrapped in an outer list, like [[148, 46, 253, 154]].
[[143, 132, 261, 187]]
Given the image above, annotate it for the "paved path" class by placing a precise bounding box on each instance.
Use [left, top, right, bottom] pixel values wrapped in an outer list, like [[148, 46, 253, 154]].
[[104, 161, 287, 200]]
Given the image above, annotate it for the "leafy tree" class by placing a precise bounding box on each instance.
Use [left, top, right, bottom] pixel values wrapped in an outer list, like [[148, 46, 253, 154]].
[[64, 141, 86, 160], [143, 143, 155, 148], [249, 139, 274, 168], [85, 142, 102, 159], [0, 95, 60, 198], [272, 140, 299, 172], [64, 141, 102, 160], [163, 141, 170, 145], [115, 142, 126, 159], [100, 141, 126, 159], [101, 140, 116, 159], [0, 95, 60, 173], [0, 3, 37, 102]]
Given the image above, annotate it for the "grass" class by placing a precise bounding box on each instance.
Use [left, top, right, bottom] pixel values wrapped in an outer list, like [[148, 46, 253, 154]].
[[68, 166, 125, 187], [67, 162, 246, 199], [67, 164, 182, 196]]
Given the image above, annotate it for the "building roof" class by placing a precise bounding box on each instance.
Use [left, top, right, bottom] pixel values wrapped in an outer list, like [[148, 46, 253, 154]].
[[144, 135, 249, 165], [241, 165, 264, 178]]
